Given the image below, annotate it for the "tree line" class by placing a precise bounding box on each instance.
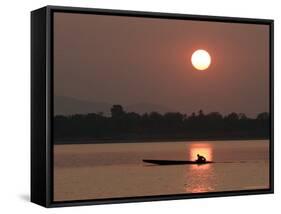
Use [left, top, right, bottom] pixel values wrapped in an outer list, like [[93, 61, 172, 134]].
[[54, 105, 270, 143]]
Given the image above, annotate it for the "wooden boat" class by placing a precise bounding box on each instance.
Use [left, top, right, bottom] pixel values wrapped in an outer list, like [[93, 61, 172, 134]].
[[143, 159, 213, 165]]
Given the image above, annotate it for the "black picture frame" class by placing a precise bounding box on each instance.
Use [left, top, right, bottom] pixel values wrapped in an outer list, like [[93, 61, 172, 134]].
[[31, 5, 274, 208]]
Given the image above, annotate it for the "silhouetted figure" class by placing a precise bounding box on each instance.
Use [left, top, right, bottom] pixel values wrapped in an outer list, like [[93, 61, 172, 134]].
[[196, 154, 206, 163]]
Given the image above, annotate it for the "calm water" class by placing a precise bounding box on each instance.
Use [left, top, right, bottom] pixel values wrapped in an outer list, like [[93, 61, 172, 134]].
[[54, 140, 269, 201]]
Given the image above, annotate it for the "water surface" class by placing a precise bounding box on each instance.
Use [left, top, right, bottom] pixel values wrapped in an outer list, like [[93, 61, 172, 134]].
[[54, 140, 269, 201]]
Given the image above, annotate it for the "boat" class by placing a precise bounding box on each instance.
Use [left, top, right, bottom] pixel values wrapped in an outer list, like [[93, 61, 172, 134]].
[[143, 159, 213, 165]]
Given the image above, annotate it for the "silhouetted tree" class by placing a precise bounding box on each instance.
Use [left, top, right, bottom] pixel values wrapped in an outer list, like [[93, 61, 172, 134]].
[[257, 112, 269, 120], [225, 112, 239, 121], [111, 105, 125, 118], [198, 109, 204, 118], [206, 112, 223, 120], [238, 113, 248, 120], [53, 105, 270, 143]]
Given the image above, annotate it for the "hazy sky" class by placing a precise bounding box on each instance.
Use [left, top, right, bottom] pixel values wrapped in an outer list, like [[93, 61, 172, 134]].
[[54, 12, 270, 117]]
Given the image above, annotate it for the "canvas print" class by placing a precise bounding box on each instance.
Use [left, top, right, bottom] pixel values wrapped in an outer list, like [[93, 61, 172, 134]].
[[53, 12, 270, 202]]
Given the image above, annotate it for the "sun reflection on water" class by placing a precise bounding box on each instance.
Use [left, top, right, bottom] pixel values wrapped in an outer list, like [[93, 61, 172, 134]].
[[189, 143, 213, 161], [185, 143, 215, 193]]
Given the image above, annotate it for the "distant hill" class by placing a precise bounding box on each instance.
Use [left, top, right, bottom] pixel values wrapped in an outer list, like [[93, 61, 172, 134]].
[[126, 103, 175, 114], [54, 96, 176, 116], [54, 96, 111, 116]]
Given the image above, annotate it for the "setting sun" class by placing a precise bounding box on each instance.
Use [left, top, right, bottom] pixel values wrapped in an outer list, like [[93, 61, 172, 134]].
[[191, 49, 211, 70]]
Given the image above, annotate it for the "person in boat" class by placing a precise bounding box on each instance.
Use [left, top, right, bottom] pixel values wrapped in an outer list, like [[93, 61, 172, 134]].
[[196, 154, 206, 163]]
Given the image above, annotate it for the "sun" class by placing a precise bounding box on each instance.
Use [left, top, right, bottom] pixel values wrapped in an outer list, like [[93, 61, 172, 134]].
[[191, 49, 211, 70]]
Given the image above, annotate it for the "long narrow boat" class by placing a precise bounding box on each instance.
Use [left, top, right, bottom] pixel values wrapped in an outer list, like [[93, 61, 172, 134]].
[[143, 159, 213, 165]]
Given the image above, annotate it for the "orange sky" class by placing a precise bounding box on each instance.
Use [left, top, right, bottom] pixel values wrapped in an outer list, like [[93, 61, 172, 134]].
[[54, 12, 270, 117]]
